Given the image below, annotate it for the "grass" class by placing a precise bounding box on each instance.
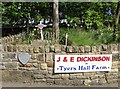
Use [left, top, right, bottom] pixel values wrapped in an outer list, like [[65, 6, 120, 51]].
[[60, 28, 102, 46], [21, 27, 119, 46]]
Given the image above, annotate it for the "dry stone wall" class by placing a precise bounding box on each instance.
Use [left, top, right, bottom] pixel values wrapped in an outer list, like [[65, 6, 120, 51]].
[[0, 36, 119, 86]]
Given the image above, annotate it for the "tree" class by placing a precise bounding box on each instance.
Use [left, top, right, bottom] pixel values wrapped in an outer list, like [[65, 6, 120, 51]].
[[116, 1, 120, 26], [53, 0, 59, 43]]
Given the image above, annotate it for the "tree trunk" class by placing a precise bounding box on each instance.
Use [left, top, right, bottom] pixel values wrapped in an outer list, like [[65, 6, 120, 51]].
[[53, 0, 59, 43], [116, 1, 120, 26], [113, 1, 120, 41], [26, 17, 29, 34]]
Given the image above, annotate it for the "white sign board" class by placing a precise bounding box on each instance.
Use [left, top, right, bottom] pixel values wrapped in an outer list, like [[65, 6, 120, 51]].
[[54, 54, 112, 73]]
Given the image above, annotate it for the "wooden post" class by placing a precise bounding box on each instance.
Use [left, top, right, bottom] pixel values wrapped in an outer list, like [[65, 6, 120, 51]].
[[65, 33, 68, 46], [41, 29, 44, 40]]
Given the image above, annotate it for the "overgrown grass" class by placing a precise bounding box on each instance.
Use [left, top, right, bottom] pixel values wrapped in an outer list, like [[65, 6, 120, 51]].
[[22, 27, 119, 46], [69, 30, 101, 46], [60, 28, 110, 46]]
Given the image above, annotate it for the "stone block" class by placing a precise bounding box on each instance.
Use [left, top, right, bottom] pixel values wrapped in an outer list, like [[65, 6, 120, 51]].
[[37, 53, 44, 61], [62, 74, 69, 79], [92, 46, 97, 52], [45, 45, 50, 52], [45, 53, 53, 62], [0, 39, 2, 44], [90, 75, 99, 79], [33, 70, 41, 74], [13, 45, 17, 52], [50, 45, 55, 52], [96, 74, 105, 78], [66, 46, 72, 53], [84, 46, 91, 53], [0, 45, 3, 52], [28, 46, 33, 53], [107, 44, 111, 51], [70, 73, 83, 76], [10, 53, 17, 59], [112, 53, 119, 61], [72, 79, 84, 86], [100, 51, 110, 54], [40, 63, 47, 70], [78, 46, 84, 53], [3, 45, 7, 52], [25, 68, 38, 71], [111, 65, 118, 69], [101, 45, 108, 51], [2, 59, 12, 62], [34, 79, 46, 83], [11, 37, 14, 43], [22, 71, 34, 83], [61, 45, 66, 52], [28, 59, 38, 63], [2, 53, 16, 59], [2, 70, 23, 82], [69, 75, 77, 80], [107, 79, 118, 83], [55, 44, 61, 53], [76, 76, 88, 79], [47, 60, 54, 67], [111, 69, 118, 73], [54, 74, 62, 79], [19, 63, 33, 67], [18, 67, 26, 70], [34, 75, 45, 79], [55, 79, 72, 85], [46, 79, 55, 84], [72, 46, 78, 53], [33, 63, 38, 68], [111, 44, 118, 52], [4, 62, 17, 69], [39, 46, 44, 53], [45, 75, 54, 79], [84, 72, 94, 76], [7, 45, 13, 52], [112, 61, 118, 66], [48, 68, 53, 74], [90, 79, 99, 85], [96, 45, 102, 52], [4, 38, 7, 43], [33, 47, 39, 53], [24, 45, 29, 52], [107, 75, 118, 79], [18, 45, 24, 52], [30, 54, 36, 60], [40, 70, 48, 75], [0, 54, 2, 62], [110, 69, 118, 72], [84, 79, 92, 85], [98, 78, 106, 85], [0, 65, 6, 70]]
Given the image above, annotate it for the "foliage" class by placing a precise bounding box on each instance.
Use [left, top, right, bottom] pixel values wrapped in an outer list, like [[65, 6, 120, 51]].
[[115, 25, 120, 43], [2, 2, 117, 27], [59, 27, 119, 46], [59, 2, 117, 29], [2, 2, 52, 26], [59, 28, 100, 46], [59, 33, 72, 46], [97, 27, 113, 44], [1, 2, 119, 45]]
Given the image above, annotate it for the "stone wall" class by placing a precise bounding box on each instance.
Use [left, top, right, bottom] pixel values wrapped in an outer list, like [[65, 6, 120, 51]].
[[0, 37, 119, 86], [1, 33, 25, 45]]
